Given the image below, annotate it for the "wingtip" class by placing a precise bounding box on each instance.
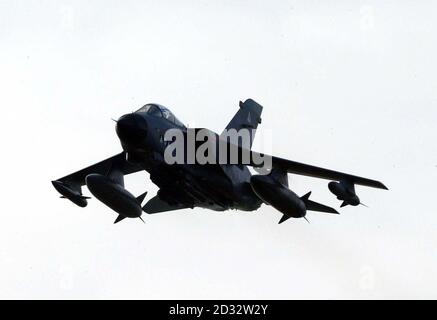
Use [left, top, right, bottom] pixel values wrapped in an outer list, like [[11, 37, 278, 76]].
[[377, 181, 389, 190]]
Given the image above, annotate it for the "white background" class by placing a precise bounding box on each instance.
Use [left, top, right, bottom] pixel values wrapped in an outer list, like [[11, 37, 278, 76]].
[[0, 1, 436, 299]]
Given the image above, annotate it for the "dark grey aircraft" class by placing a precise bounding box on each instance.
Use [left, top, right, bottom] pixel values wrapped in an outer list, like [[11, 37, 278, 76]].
[[52, 99, 387, 224]]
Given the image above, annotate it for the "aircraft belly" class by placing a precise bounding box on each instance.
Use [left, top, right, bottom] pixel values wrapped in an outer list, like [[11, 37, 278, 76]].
[[148, 163, 235, 211], [141, 151, 261, 212]]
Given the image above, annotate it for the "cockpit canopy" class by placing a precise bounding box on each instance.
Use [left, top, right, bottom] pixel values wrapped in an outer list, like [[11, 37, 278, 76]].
[[136, 104, 185, 128]]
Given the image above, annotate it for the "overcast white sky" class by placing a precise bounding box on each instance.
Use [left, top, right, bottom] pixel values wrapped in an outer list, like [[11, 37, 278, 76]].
[[1, 0, 436, 299]]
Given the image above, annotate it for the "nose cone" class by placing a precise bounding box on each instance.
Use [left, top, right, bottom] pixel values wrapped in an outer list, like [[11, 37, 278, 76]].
[[116, 113, 147, 146]]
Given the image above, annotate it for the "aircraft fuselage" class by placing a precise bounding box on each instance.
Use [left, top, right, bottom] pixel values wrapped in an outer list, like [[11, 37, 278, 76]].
[[115, 110, 262, 213]]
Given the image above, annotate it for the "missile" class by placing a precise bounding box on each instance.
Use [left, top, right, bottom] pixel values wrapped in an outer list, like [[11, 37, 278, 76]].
[[85, 174, 147, 223], [250, 174, 307, 219], [251, 174, 338, 223], [52, 180, 89, 208], [328, 181, 360, 207]]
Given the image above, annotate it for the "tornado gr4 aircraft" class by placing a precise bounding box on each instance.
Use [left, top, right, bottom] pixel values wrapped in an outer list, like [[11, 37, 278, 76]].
[[52, 99, 387, 224]]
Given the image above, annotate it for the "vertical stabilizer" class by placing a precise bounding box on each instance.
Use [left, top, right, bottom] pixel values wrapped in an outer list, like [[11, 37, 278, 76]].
[[221, 99, 263, 149]]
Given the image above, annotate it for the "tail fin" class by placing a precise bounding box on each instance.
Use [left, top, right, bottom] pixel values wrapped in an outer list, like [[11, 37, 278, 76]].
[[136, 191, 148, 206], [278, 214, 292, 224], [221, 99, 263, 149], [114, 215, 126, 224], [301, 192, 339, 214], [143, 196, 190, 214]]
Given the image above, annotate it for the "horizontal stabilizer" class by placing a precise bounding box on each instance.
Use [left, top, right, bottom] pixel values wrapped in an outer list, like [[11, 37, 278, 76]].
[[143, 196, 191, 214]]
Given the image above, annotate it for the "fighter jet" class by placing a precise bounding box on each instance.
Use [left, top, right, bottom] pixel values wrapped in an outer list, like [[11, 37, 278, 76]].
[[52, 99, 387, 224]]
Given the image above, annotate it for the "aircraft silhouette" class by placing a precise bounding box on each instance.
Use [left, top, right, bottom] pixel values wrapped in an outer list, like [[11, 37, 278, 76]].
[[52, 99, 387, 224]]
